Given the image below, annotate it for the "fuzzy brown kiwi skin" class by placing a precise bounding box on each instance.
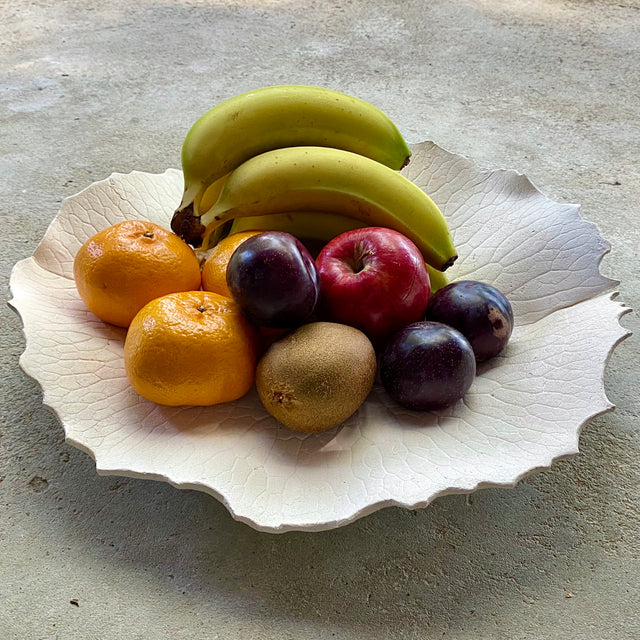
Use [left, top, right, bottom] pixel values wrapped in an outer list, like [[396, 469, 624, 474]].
[[256, 322, 377, 433]]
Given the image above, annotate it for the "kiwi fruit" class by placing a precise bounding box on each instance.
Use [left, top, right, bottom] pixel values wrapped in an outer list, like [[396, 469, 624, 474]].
[[256, 322, 376, 433]]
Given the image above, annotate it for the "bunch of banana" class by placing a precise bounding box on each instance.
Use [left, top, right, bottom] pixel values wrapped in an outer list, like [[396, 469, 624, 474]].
[[171, 85, 457, 272]]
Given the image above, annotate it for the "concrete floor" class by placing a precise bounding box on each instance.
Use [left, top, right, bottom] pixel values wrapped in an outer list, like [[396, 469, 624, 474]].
[[2, 1, 639, 638]]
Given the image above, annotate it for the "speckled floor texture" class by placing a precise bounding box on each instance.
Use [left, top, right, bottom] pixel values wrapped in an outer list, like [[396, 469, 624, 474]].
[[2, 1, 639, 638]]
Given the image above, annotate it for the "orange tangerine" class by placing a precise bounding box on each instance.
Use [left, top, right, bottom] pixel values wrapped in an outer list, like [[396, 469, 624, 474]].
[[124, 291, 261, 406], [73, 220, 202, 328]]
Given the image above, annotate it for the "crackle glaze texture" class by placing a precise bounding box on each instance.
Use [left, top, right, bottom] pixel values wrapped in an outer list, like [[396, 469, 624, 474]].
[[9, 142, 629, 532]]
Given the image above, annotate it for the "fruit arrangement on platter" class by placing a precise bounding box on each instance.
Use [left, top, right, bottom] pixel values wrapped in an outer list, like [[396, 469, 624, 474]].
[[10, 84, 627, 531], [71, 85, 515, 434]]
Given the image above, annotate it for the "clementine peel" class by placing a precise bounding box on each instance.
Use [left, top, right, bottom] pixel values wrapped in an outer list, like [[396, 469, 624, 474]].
[[124, 291, 261, 407], [73, 220, 202, 328]]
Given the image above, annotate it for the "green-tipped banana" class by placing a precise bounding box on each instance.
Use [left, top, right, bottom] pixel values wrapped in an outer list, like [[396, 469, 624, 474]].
[[228, 211, 366, 259], [230, 211, 451, 291], [200, 146, 457, 271], [229, 211, 364, 241], [171, 85, 411, 245], [425, 263, 450, 293]]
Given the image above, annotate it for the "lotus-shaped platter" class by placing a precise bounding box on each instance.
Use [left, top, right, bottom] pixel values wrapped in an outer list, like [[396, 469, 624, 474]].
[[9, 142, 630, 532]]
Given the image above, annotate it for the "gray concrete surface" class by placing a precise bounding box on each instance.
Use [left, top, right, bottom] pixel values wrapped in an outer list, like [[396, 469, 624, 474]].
[[2, 0, 639, 638]]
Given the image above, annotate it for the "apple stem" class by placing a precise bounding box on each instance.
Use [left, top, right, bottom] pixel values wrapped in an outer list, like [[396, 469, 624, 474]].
[[349, 242, 372, 273]]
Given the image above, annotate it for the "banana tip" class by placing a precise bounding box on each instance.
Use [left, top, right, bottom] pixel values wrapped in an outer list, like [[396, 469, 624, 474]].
[[441, 254, 458, 271]]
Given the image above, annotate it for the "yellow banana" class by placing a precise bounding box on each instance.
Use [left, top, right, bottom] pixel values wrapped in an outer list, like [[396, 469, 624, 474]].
[[199, 173, 230, 213], [199, 146, 458, 271], [171, 85, 411, 245]]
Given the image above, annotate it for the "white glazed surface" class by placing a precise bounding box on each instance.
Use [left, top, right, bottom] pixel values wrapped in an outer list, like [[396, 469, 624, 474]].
[[9, 141, 629, 532]]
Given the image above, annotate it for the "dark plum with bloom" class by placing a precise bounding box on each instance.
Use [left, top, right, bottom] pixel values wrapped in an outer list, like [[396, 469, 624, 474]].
[[380, 321, 476, 410], [425, 280, 513, 361], [226, 231, 320, 328]]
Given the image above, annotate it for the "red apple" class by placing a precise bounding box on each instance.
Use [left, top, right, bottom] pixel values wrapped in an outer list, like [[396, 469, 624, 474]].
[[316, 227, 431, 344]]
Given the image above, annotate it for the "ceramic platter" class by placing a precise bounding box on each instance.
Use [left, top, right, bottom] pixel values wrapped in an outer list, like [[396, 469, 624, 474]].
[[9, 141, 630, 532]]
